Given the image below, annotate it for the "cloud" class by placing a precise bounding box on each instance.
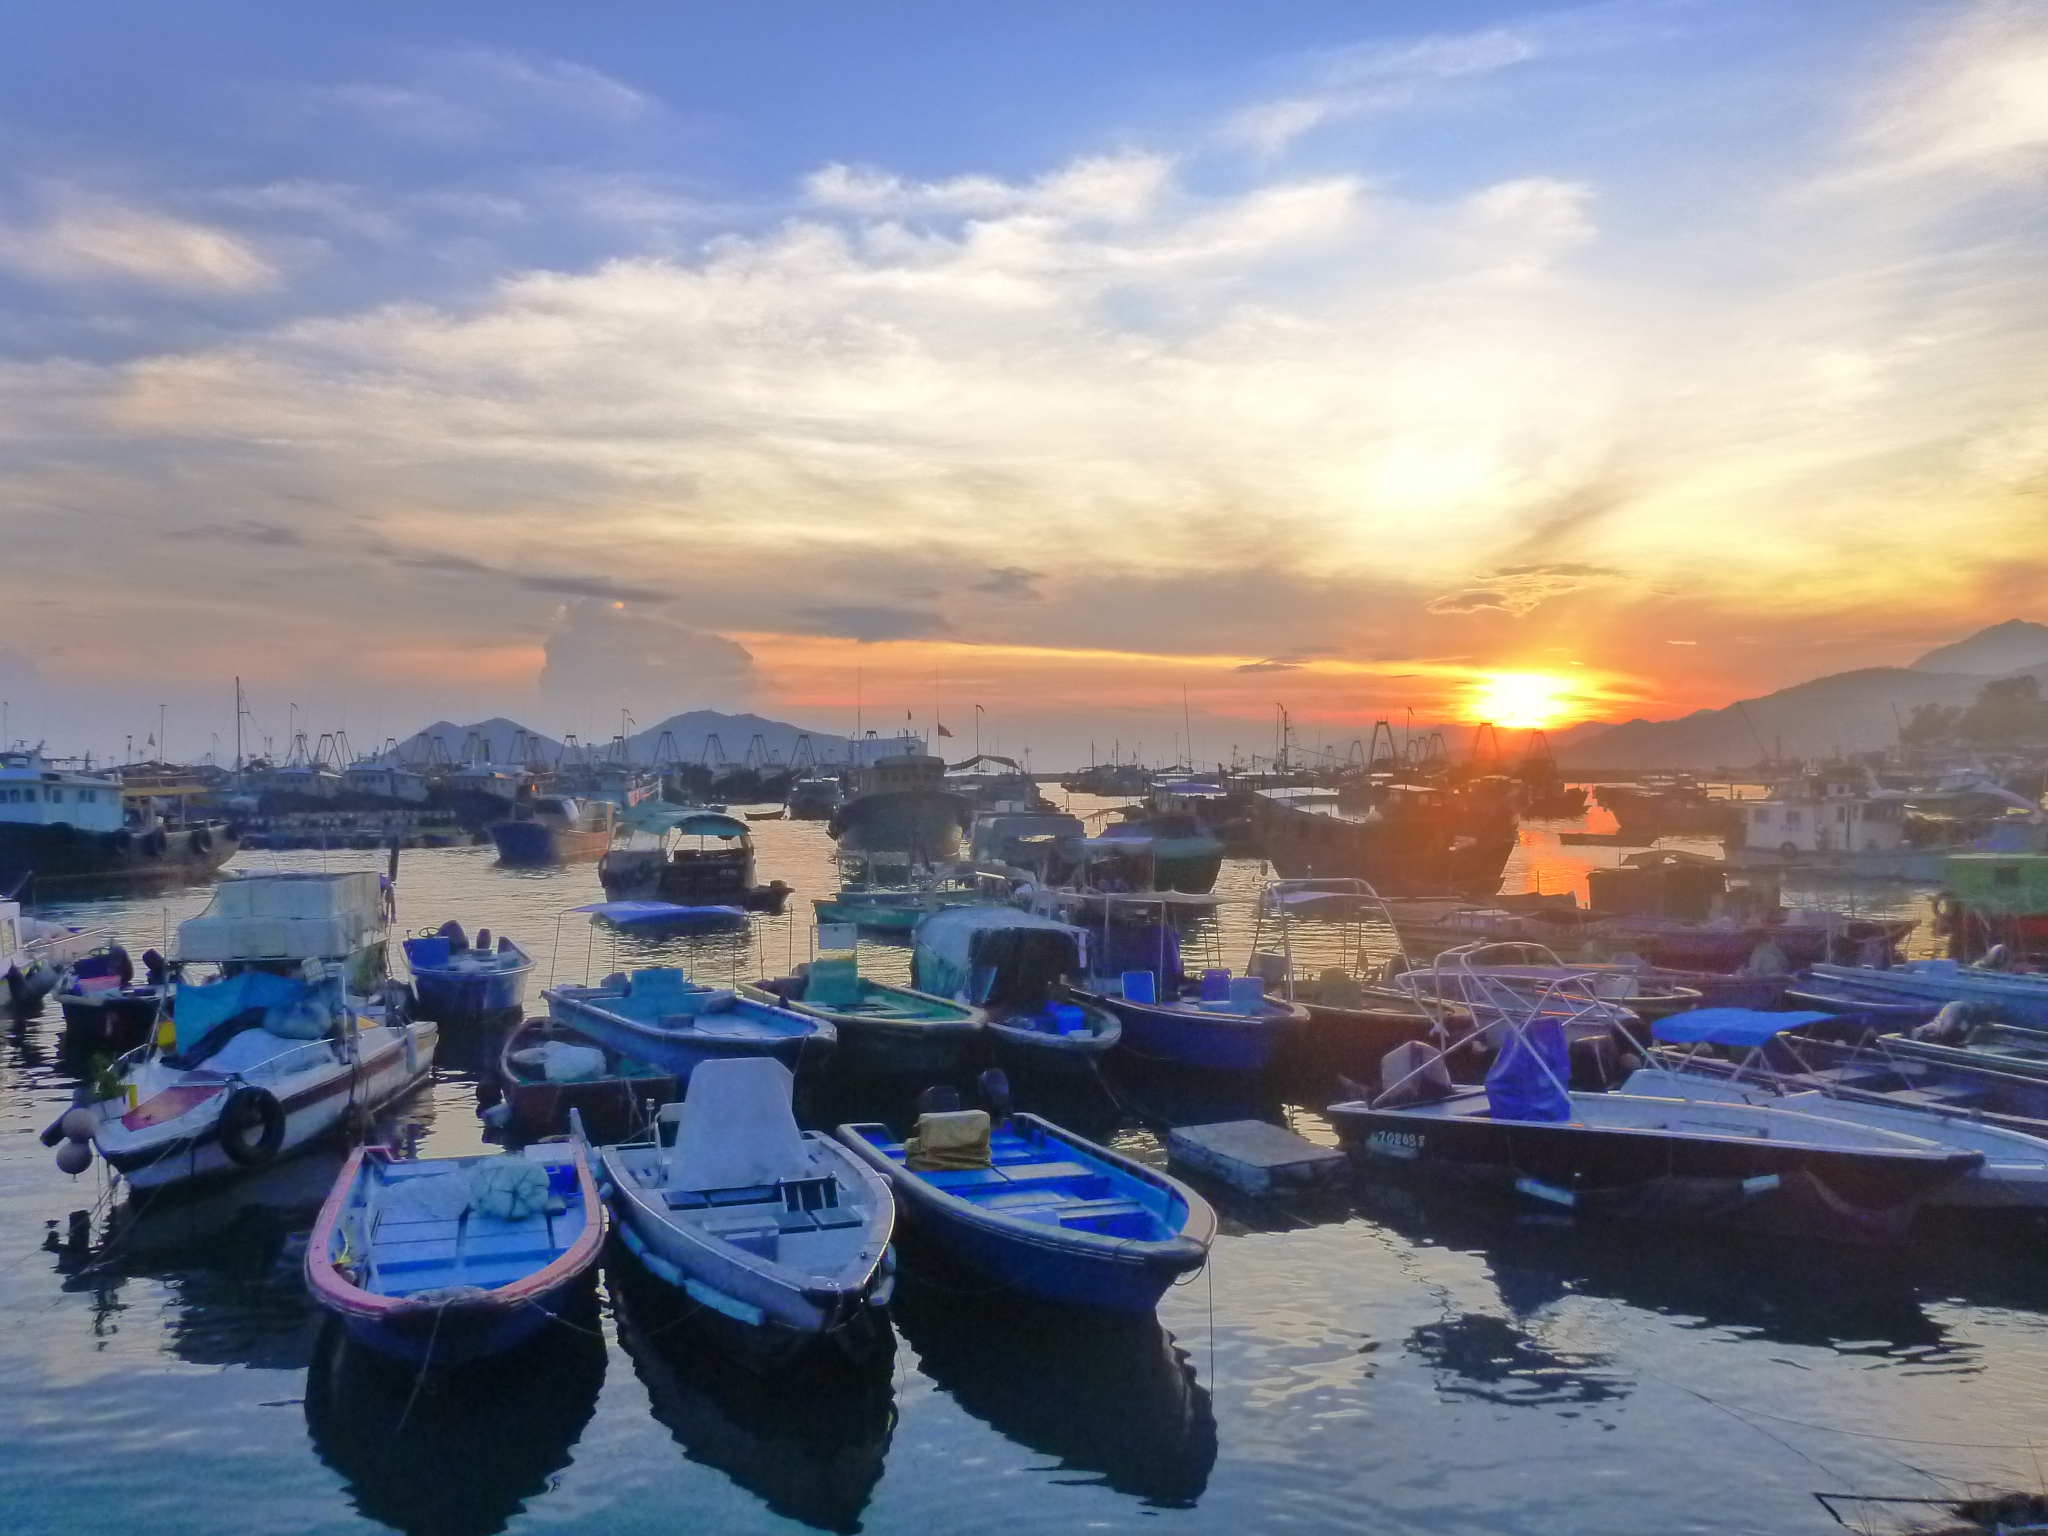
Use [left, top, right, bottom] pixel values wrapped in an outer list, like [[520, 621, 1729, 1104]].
[[786, 604, 954, 642], [1224, 28, 1539, 153], [806, 154, 1172, 223], [1841, 2, 2048, 186], [1427, 563, 1619, 616], [539, 601, 755, 714], [0, 194, 273, 292], [973, 566, 1045, 599], [517, 572, 672, 604], [1235, 659, 1306, 673], [165, 519, 305, 547]]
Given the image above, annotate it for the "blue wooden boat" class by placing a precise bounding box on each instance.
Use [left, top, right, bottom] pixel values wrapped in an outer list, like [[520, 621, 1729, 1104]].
[[1807, 961, 2048, 1028], [305, 1139, 604, 1367], [836, 1113, 1214, 1311], [1782, 968, 1944, 1028], [545, 968, 834, 1085], [403, 925, 535, 1024], [1094, 982, 1306, 1073], [601, 1058, 895, 1362]]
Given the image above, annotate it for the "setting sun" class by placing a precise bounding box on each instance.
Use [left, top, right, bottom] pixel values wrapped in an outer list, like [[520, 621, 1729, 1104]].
[[1467, 671, 1577, 730]]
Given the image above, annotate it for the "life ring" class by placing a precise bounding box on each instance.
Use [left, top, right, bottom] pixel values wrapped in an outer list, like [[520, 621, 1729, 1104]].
[[189, 827, 213, 855], [217, 1086, 286, 1167]]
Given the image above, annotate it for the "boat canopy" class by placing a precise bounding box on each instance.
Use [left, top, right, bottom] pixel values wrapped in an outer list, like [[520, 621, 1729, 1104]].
[[569, 900, 746, 926], [914, 906, 1086, 1005], [673, 811, 749, 838], [1652, 1007, 1837, 1048]]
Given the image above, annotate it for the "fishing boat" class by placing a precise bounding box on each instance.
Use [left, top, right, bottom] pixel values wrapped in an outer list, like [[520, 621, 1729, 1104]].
[[600, 1057, 895, 1360], [1885, 1007, 2048, 1085], [1389, 943, 1653, 1086], [827, 740, 970, 861], [1782, 969, 1944, 1027], [811, 869, 1004, 935], [1623, 1009, 2048, 1210], [0, 750, 240, 893], [1248, 781, 1518, 898], [746, 950, 983, 1077], [1243, 881, 1482, 1077], [488, 796, 616, 865], [54, 946, 168, 1055], [1806, 960, 2048, 1028], [497, 1015, 678, 1142], [402, 924, 535, 1025], [1074, 809, 1224, 895], [836, 1111, 1214, 1311], [67, 871, 438, 1192], [544, 967, 834, 1086], [913, 905, 1120, 1077], [2, 897, 106, 1013], [599, 811, 790, 913], [1328, 1009, 1982, 1242], [1061, 893, 1307, 1073], [305, 1138, 604, 1366]]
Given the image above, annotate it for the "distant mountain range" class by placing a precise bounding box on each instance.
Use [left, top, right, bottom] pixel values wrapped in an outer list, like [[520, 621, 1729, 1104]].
[[1558, 620, 2048, 770], [379, 711, 855, 768]]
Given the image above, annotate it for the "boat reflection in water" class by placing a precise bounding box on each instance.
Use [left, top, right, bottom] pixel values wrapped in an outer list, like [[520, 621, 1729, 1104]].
[[611, 1258, 896, 1535], [890, 1279, 1216, 1508], [304, 1303, 606, 1536], [54, 1150, 343, 1369]]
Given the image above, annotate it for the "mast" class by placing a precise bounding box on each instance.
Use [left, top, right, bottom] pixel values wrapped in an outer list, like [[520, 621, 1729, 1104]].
[[234, 677, 244, 772]]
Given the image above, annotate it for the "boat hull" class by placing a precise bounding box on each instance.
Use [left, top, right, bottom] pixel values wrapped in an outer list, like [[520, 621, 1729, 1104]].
[[57, 987, 164, 1056], [408, 952, 533, 1026], [489, 821, 610, 864], [0, 820, 240, 892], [1100, 994, 1304, 1073], [1249, 797, 1514, 897], [498, 1018, 679, 1142], [1328, 1092, 1978, 1243], [95, 1022, 439, 1193], [307, 1144, 605, 1368], [547, 989, 833, 1087], [985, 1003, 1121, 1079], [838, 1114, 1213, 1313], [599, 1137, 893, 1363], [828, 790, 969, 860]]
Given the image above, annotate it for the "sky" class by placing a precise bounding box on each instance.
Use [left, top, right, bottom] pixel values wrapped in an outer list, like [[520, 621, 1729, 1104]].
[[1, 1, 2045, 768]]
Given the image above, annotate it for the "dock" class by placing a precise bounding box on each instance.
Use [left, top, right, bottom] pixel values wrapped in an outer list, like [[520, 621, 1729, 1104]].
[[1167, 1120, 1349, 1196]]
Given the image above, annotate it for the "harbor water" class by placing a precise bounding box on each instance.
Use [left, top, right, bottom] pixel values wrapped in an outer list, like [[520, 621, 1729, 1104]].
[[1, 799, 2035, 1536]]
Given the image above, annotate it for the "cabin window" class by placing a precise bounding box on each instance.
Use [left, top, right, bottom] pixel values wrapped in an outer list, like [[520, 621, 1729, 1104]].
[[1752, 808, 1771, 825], [4, 789, 15, 802], [1835, 805, 1848, 823], [1784, 811, 1801, 827], [47, 788, 61, 803], [1994, 865, 2021, 888]]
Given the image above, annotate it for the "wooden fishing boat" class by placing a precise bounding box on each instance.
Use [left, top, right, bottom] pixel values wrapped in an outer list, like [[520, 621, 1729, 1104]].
[[403, 925, 534, 1025], [1808, 960, 2048, 1029], [497, 1015, 678, 1142], [545, 969, 834, 1086], [55, 947, 166, 1055], [488, 796, 616, 865], [305, 1139, 604, 1366], [746, 968, 983, 1077], [836, 1112, 1214, 1311], [601, 1058, 895, 1361], [911, 905, 1119, 1077]]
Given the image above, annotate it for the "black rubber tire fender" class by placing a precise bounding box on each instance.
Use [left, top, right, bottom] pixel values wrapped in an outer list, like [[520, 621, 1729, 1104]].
[[189, 826, 213, 855], [217, 1086, 286, 1167]]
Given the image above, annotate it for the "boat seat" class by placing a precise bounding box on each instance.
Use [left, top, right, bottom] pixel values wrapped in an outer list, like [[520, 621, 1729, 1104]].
[[921, 1167, 1010, 1190], [987, 1160, 1095, 1187], [662, 1183, 781, 1211]]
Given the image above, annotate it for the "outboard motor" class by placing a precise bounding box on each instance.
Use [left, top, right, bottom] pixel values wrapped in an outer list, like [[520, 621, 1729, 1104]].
[[141, 949, 168, 986], [437, 920, 468, 951], [915, 1084, 963, 1117]]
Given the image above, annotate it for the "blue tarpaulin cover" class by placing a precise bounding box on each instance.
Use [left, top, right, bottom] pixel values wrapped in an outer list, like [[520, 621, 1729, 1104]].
[[569, 901, 746, 928], [1484, 1016, 1571, 1122], [170, 970, 315, 1053], [1652, 1008, 1836, 1048]]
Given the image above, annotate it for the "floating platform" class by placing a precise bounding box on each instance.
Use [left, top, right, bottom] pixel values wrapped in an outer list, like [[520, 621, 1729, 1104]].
[[1167, 1120, 1348, 1196]]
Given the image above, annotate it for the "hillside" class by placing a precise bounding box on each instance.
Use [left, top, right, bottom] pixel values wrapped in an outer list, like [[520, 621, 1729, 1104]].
[[379, 711, 852, 768], [1558, 618, 2048, 769]]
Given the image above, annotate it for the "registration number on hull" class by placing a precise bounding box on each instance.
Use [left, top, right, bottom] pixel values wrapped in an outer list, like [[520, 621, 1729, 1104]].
[[1365, 1130, 1425, 1160]]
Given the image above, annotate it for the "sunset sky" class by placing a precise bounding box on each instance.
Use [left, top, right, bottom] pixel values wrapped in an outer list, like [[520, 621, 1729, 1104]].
[[1, 2, 2045, 767]]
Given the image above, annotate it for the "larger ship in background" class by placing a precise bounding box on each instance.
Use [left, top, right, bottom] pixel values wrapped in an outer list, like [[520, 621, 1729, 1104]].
[[827, 736, 971, 863], [0, 752, 240, 893]]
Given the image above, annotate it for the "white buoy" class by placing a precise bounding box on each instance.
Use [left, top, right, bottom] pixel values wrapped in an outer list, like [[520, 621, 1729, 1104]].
[[60, 1107, 99, 1143], [55, 1139, 93, 1176]]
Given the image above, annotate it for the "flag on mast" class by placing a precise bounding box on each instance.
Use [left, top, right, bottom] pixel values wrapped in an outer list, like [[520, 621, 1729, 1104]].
[[936, 722, 953, 737]]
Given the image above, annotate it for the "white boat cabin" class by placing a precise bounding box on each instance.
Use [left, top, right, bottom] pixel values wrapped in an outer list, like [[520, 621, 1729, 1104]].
[[344, 764, 429, 803], [0, 752, 127, 833], [1740, 770, 1907, 855]]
